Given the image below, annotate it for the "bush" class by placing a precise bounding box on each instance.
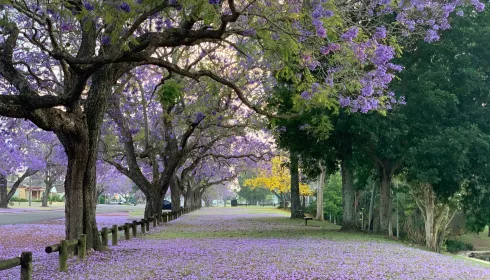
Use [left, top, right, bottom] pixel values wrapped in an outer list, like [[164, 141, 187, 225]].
[[49, 194, 64, 202], [10, 197, 28, 202], [304, 202, 317, 216], [445, 240, 474, 253]]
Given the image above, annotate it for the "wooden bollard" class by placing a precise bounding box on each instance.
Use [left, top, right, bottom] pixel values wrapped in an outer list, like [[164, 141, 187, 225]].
[[140, 220, 146, 233], [124, 223, 131, 240], [59, 240, 68, 272], [101, 228, 109, 247], [152, 215, 157, 227], [78, 234, 86, 260], [132, 221, 138, 237], [111, 225, 118, 246], [146, 220, 150, 231], [163, 212, 168, 222], [20, 251, 32, 280]]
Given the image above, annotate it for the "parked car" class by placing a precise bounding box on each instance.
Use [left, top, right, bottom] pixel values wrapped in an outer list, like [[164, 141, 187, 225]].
[[128, 199, 137, 206], [162, 199, 171, 210]]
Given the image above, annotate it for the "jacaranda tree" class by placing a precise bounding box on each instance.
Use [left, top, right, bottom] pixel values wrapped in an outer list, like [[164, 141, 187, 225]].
[[0, 0, 484, 250]]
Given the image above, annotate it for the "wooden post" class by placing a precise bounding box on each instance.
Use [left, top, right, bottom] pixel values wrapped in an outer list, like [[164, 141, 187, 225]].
[[59, 240, 68, 272], [101, 228, 109, 247], [152, 215, 157, 227], [20, 251, 32, 280], [78, 234, 86, 261], [124, 223, 131, 240], [145, 219, 150, 231], [132, 221, 137, 237], [112, 225, 118, 246], [140, 220, 146, 234]]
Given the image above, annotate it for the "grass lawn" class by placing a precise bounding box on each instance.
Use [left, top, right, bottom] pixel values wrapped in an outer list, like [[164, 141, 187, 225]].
[[455, 226, 490, 251]]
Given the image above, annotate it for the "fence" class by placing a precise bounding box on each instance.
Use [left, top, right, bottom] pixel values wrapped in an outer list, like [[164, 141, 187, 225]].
[[0, 252, 32, 280], [1, 206, 200, 278]]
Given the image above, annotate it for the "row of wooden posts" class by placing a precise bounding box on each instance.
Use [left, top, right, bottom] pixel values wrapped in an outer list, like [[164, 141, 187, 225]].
[[0, 206, 199, 279]]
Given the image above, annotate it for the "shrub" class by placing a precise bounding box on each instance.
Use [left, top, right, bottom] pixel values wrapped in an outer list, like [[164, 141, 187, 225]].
[[445, 240, 474, 253], [10, 197, 28, 202], [49, 194, 64, 202]]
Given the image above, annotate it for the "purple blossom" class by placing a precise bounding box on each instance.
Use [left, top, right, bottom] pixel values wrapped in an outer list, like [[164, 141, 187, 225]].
[[83, 1, 94, 11], [340, 27, 359, 41], [101, 36, 111, 45], [424, 29, 440, 42], [374, 26, 387, 40], [300, 91, 312, 100], [119, 2, 131, 13]]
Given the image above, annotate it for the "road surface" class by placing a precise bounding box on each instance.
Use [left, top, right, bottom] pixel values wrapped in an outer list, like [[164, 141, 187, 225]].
[[0, 204, 144, 225]]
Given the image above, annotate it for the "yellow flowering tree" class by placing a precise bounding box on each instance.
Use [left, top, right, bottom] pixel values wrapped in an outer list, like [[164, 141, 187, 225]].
[[244, 156, 312, 208]]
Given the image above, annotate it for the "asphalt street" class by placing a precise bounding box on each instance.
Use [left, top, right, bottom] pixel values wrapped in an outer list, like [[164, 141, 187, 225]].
[[0, 204, 144, 225]]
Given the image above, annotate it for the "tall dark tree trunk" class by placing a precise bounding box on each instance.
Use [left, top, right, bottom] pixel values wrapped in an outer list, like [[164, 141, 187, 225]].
[[340, 159, 356, 231], [170, 180, 181, 211], [59, 135, 89, 247], [144, 189, 163, 219], [379, 171, 392, 235], [290, 151, 301, 218], [368, 182, 376, 231], [0, 175, 9, 208]]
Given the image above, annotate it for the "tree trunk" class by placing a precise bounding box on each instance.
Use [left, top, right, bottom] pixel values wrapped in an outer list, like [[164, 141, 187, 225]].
[[170, 183, 181, 211], [58, 128, 101, 251], [368, 182, 376, 231], [411, 183, 457, 252], [379, 171, 392, 235], [59, 135, 88, 247], [316, 164, 326, 221], [42, 182, 54, 207], [0, 175, 9, 208], [340, 159, 356, 231], [290, 151, 301, 218], [144, 190, 162, 219]]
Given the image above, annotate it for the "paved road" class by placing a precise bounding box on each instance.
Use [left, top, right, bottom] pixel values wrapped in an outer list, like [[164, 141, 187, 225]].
[[0, 204, 145, 225]]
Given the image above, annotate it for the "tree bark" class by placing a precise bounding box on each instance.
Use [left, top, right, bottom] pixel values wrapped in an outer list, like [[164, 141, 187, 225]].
[[316, 164, 326, 221], [58, 134, 89, 247], [379, 170, 392, 235], [170, 180, 181, 211], [290, 150, 301, 218], [42, 180, 55, 207], [0, 175, 9, 208], [368, 181, 376, 231], [340, 159, 356, 231], [144, 189, 163, 219]]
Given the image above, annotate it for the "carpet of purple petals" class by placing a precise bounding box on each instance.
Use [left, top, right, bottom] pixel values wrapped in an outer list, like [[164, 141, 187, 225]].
[[1, 208, 490, 279]]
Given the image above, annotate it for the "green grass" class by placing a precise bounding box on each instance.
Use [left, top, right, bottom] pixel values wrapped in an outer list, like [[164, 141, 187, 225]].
[[455, 226, 490, 251], [147, 207, 397, 244]]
